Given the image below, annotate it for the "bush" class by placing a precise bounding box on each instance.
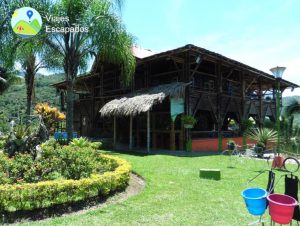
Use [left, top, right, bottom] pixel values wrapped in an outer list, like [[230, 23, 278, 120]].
[[0, 140, 109, 184], [70, 137, 102, 150], [4, 121, 48, 158], [0, 140, 5, 149], [0, 154, 131, 212], [7, 154, 34, 184], [35, 103, 65, 133]]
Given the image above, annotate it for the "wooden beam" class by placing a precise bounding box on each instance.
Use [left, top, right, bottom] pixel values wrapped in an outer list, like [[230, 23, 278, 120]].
[[170, 119, 175, 150], [192, 94, 203, 116], [221, 97, 232, 123], [145, 62, 149, 88], [147, 111, 150, 153], [150, 70, 182, 78], [129, 115, 133, 150], [136, 116, 140, 148], [152, 114, 156, 149], [241, 71, 245, 118], [113, 115, 116, 148], [190, 70, 217, 78], [245, 77, 258, 92], [168, 55, 184, 64], [184, 51, 191, 150], [259, 78, 263, 127], [223, 67, 235, 79], [216, 61, 223, 151], [190, 60, 202, 78], [207, 95, 218, 123], [179, 118, 184, 150]]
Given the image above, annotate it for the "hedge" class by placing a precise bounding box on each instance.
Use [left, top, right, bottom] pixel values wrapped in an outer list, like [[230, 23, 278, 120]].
[[0, 154, 131, 212]]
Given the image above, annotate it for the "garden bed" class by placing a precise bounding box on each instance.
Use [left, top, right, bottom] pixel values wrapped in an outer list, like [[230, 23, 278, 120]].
[[0, 154, 131, 213], [0, 137, 131, 220], [1, 173, 142, 224]]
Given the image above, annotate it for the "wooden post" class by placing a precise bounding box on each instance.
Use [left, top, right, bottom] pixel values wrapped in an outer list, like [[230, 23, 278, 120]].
[[259, 77, 263, 127], [184, 50, 191, 150], [152, 113, 156, 149], [241, 72, 247, 149], [216, 62, 223, 151], [91, 84, 95, 132], [113, 115, 116, 148], [179, 117, 184, 150], [170, 119, 176, 150], [241, 72, 246, 118], [136, 116, 140, 148], [129, 115, 133, 150], [147, 111, 150, 153]]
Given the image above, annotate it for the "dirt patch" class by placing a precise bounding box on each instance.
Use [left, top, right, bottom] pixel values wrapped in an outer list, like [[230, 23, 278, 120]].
[[3, 173, 145, 225]]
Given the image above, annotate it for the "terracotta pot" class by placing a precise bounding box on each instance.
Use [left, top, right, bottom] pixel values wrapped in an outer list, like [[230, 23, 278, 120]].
[[272, 155, 284, 168]]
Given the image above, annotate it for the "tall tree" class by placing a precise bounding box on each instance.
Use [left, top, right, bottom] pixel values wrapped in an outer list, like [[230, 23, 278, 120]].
[[282, 97, 300, 119], [45, 0, 135, 139], [280, 97, 300, 142], [0, 67, 20, 95], [0, 0, 50, 115], [19, 43, 46, 115]]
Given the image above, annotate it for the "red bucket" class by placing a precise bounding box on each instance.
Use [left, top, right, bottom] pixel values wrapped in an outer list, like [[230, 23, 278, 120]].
[[267, 194, 298, 224]]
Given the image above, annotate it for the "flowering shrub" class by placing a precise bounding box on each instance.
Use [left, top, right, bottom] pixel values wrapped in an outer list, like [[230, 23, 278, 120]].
[[35, 103, 65, 133], [0, 138, 131, 212], [0, 154, 131, 212], [0, 142, 110, 185]]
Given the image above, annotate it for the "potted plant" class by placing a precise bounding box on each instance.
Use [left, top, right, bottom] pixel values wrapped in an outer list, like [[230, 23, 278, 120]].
[[247, 127, 277, 159], [227, 139, 236, 151], [181, 115, 197, 129], [255, 142, 265, 158]]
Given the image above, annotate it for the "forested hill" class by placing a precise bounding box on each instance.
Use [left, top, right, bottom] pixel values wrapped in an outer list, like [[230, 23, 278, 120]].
[[0, 74, 300, 124], [0, 74, 64, 119]]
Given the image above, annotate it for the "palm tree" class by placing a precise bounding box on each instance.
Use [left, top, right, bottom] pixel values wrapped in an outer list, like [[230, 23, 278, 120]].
[[18, 42, 46, 115], [0, 0, 50, 115], [0, 66, 22, 95], [44, 0, 135, 139], [280, 97, 300, 143], [282, 97, 300, 119]]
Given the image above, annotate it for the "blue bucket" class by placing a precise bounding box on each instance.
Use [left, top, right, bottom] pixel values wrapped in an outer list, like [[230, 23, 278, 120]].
[[241, 188, 267, 216]]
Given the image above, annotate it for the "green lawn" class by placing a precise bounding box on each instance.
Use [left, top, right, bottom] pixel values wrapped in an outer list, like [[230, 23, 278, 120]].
[[22, 151, 299, 226]]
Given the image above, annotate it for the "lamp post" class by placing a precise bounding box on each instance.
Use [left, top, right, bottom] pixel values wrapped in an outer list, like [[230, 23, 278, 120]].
[[270, 66, 286, 152]]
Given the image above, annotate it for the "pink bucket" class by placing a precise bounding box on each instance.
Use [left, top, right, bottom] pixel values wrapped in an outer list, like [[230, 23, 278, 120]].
[[267, 194, 298, 224]]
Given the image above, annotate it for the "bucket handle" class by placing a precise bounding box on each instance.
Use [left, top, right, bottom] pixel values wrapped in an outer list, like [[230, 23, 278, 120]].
[[247, 170, 269, 187], [246, 170, 285, 195]]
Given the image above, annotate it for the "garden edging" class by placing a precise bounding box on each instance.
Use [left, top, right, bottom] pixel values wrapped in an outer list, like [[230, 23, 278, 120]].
[[0, 154, 131, 212]]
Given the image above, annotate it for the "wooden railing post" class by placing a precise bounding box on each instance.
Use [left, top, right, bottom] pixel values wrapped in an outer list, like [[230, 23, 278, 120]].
[[147, 111, 150, 153]]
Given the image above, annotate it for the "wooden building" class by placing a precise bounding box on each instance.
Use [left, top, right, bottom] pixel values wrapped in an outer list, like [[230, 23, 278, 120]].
[[53, 44, 298, 151]]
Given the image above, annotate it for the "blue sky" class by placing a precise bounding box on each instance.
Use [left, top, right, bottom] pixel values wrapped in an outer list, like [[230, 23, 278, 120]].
[[122, 0, 300, 96]]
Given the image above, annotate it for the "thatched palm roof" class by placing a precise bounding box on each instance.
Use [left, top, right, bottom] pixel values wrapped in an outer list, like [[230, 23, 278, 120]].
[[100, 82, 190, 117]]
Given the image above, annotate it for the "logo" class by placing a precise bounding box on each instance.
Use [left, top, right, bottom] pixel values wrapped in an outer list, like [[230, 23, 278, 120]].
[[11, 7, 42, 38]]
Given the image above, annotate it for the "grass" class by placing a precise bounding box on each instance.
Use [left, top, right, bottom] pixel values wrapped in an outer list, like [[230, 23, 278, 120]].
[[21, 151, 300, 226]]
